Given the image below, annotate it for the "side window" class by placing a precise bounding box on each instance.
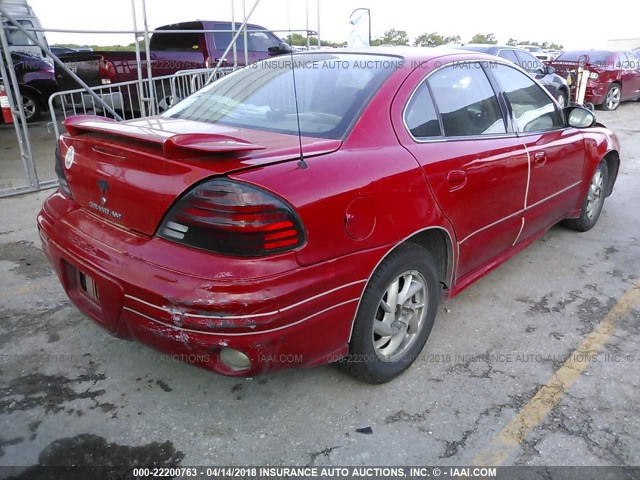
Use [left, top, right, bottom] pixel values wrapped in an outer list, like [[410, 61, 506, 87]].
[[427, 64, 506, 137], [497, 49, 519, 65], [213, 24, 246, 51], [492, 64, 563, 133], [614, 53, 627, 69], [248, 30, 280, 52], [628, 52, 640, 70], [404, 82, 442, 139], [515, 50, 544, 74], [5, 20, 36, 46]]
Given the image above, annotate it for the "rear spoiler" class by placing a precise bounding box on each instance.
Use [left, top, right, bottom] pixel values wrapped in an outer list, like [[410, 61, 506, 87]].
[[64, 116, 265, 158]]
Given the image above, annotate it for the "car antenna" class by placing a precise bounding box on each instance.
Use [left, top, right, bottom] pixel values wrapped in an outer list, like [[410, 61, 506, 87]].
[[288, 31, 308, 170]]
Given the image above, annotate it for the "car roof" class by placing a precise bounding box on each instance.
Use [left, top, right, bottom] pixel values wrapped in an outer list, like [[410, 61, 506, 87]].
[[291, 46, 506, 63], [559, 49, 616, 55]]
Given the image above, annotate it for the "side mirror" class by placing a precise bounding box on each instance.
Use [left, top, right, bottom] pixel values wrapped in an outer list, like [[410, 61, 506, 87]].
[[565, 106, 596, 128], [268, 42, 292, 57], [545, 65, 555, 75]]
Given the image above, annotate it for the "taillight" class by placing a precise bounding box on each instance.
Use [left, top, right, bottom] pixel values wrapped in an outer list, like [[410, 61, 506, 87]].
[[99, 60, 117, 85], [54, 143, 73, 199], [158, 179, 305, 256], [588, 71, 600, 81]]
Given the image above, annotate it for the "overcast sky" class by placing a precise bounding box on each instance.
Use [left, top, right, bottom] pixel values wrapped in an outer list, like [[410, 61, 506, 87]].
[[27, 0, 638, 50]]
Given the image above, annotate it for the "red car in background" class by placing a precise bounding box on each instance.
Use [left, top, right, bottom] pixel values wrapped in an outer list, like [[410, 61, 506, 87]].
[[39, 49, 620, 383], [548, 50, 640, 110]]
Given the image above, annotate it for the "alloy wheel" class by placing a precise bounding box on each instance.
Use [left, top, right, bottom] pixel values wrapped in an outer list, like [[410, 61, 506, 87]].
[[586, 169, 604, 220], [372, 270, 428, 361], [606, 85, 621, 110]]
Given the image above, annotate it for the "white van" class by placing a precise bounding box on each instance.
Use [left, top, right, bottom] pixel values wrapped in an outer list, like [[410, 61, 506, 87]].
[[0, 0, 51, 63]]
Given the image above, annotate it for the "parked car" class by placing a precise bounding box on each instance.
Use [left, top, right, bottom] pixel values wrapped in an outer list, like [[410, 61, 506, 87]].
[[0, 51, 58, 122], [54, 21, 289, 113], [39, 48, 620, 383], [548, 50, 640, 110], [516, 44, 542, 53], [50, 46, 79, 56], [450, 44, 571, 107]]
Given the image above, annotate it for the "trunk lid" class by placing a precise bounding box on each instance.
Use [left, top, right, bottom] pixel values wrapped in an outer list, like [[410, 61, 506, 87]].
[[60, 115, 341, 236]]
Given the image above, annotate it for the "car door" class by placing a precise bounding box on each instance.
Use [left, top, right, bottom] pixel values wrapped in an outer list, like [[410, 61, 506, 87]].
[[398, 62, 530, 279], [620, 52, 640, 100], [488, 63, 585, 241]]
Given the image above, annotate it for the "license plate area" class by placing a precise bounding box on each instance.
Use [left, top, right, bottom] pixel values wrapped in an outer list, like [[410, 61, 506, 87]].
[[78, 270, 100, 302]]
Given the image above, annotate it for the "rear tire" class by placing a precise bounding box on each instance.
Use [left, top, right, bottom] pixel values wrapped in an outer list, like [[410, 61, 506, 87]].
[[563, 161, 608, 232], [599, 83, 621, 111], [342, 243, 439, 384]]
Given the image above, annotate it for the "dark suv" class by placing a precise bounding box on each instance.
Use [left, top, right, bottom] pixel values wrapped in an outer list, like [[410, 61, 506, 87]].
[[450, 44, 571, 107]]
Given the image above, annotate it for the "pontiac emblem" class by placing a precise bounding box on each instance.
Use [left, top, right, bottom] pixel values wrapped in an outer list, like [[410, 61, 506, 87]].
[[97, 179, 110, 207]]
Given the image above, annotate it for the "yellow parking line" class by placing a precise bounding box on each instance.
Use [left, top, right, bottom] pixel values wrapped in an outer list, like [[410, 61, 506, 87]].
[[474, 283, 640, 466], [0, 277, 57, 300]]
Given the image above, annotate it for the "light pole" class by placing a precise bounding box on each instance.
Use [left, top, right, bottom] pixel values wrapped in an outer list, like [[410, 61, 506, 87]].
[[350, 8, 371, 47]]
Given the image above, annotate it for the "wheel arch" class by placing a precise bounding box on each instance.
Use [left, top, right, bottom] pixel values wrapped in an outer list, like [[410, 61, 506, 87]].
[[347, 226, 455, 341], [17, 84, 45, 107], [602, 150, 620, 196]]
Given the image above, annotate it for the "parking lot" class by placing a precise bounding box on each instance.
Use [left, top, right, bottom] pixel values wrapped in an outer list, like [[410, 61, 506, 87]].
[[0, 102, 639, 473]]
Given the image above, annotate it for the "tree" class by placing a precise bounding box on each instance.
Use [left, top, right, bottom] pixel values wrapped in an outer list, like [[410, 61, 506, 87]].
[[286, 33, 307, 46], [444, 35, 461, 44], [413, 33, 462, 47], [469, 33, 497, 44], [380, 29, 410, 46], [506, 38, 518, 46], [413, 33, 445, 47]]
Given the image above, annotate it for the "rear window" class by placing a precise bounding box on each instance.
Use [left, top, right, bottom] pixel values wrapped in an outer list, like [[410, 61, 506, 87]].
[[163, 53, 400, 139], [555, 51, 611, 67], [150, 22, 204, 51]]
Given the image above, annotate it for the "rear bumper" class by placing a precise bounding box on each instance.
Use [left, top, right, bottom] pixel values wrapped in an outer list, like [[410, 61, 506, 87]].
[[38, 193, 382, 376], [584, 81, 608, 105]]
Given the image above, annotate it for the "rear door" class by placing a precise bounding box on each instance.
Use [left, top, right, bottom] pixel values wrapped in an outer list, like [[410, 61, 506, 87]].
[[397, 61, 529, 279], [149, 22, 207, 76], [489, 63, 585, 241]]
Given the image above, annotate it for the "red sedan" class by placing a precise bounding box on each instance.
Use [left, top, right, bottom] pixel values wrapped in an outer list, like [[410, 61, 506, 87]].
[[38, 49, 621, 383], [549, 50, 640, 110]]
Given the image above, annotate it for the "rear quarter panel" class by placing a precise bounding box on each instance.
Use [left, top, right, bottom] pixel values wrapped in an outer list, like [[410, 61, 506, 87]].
[[229, 65, 454, 268]]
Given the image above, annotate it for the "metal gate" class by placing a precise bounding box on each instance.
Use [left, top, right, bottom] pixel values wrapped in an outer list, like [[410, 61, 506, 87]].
[[0, 0, 321, 197]]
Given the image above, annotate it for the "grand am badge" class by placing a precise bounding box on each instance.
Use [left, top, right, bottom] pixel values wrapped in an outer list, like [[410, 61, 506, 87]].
[[64, 146, 75, 169]]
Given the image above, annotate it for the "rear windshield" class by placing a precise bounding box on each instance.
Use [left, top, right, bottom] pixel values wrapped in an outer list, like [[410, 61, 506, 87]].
[[555, 51, 612, 66], [162, 53, 400, 139]]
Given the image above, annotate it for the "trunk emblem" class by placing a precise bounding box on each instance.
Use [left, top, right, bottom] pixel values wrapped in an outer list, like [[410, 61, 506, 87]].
[[64, 147, 75, 169], [98, 179, 110, 206]]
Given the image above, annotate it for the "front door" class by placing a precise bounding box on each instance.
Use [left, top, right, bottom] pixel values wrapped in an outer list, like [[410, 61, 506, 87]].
[[397, 62, 529, 279], [488, 63, 585, 241]]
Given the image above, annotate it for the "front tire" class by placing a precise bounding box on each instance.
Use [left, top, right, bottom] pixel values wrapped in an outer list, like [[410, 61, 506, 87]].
[[556, 90, 568, 108], [342, 243, 440, 384], [563, 161, 608, 232], [21, 91, 41, 123]]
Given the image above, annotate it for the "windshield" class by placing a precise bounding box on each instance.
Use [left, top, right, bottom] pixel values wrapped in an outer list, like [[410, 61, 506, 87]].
[[555, 51, 612, 66], [162, 53, 400, 139]]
